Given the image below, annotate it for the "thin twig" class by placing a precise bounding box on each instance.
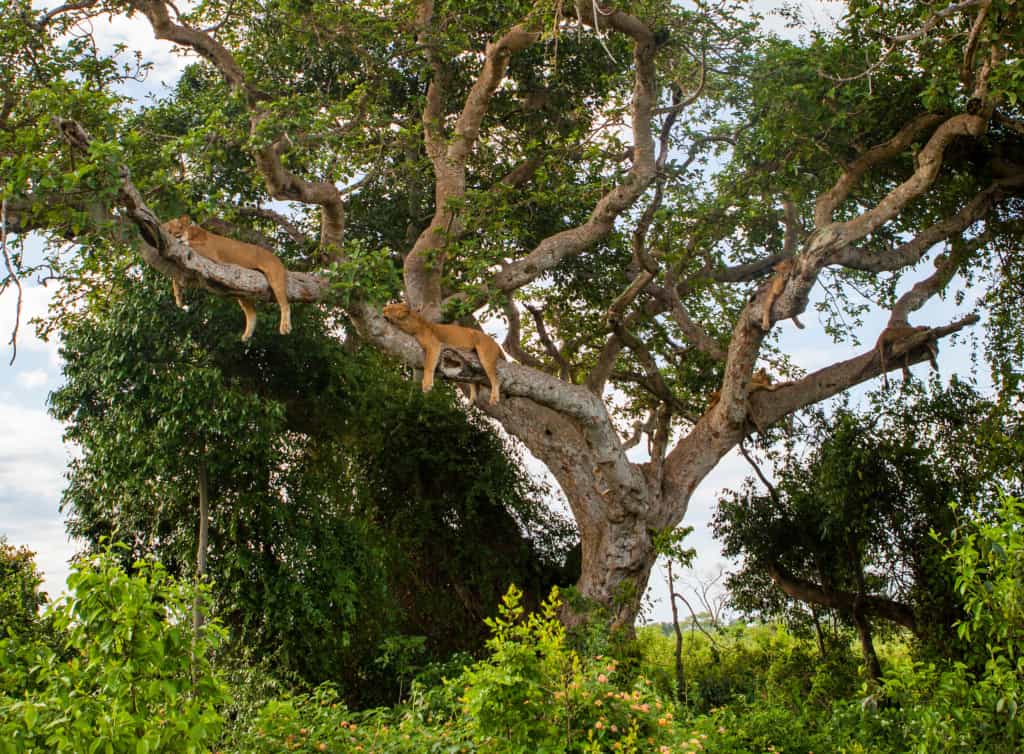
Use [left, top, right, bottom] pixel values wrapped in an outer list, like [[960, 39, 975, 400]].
[[1, 198, 24, 365]]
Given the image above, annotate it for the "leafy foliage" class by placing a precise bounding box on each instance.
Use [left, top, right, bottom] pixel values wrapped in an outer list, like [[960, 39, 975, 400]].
[[715, 380, 1024, 653], [47, 265, 576, 702], [0, 539, 47, 641], [0, 546, 226, 754]]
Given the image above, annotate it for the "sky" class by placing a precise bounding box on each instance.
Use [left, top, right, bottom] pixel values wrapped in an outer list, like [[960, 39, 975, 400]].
[[0, 0, 987, 624]]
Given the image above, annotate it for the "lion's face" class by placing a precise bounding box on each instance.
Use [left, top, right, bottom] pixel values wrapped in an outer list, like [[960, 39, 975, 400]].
[[382, 302, 411, 323], [162, 215, 191, 239]]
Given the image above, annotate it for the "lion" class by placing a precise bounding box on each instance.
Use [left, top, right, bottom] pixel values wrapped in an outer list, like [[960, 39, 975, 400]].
[[761, 257, 805, 331], [875, 324, 937, 387], [382, 302, 503, 404], [162, 215, 291, 341]]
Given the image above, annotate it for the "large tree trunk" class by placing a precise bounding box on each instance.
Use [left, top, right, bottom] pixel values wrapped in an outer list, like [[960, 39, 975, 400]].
[[575, 513, 658, 630]]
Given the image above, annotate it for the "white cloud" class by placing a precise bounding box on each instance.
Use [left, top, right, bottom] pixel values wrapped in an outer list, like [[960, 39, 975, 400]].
[[16, 369, 48, 389], [0, 401, 77, 601], [0, 404, 69, 502]]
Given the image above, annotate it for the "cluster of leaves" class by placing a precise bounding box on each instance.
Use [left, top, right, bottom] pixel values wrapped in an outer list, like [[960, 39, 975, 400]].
[[0, 546, 226, 754], [232, 586, 692, 754], [0, 539, 47, 641], [1, 516, 1022, 753], [47, 264, 577, 703]]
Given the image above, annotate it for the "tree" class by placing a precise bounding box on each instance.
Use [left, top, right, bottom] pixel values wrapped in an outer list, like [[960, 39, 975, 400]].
[[714, 380, 1024, 671], [3, 0, 1023, 629]]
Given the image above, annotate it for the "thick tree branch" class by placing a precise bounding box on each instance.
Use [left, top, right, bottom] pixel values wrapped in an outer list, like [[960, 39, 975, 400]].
[[55, 118, 326, 303], [828, 172, 1024, 272], [766, 561, 917, 633], [405, 8, 540, 314], [353, 298, 649, 513], [491, 10, 658, 293], [814, 113, 946, 228], [750, 315, 979, 428]]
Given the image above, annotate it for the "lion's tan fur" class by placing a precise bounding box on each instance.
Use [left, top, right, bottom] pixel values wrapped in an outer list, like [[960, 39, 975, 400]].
[[382, 302, 503, 404], [875, 324, 936, 387], [162, 215, 292, 340], [761, 258, 804, 331]]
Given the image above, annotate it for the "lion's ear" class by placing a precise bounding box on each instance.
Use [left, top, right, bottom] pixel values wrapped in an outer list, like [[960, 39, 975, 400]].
[[179, 214, 190, 224]]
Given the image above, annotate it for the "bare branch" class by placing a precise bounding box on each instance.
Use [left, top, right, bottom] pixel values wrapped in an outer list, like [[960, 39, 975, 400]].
[[814, 113, 946, 228], [661, 268, 727, 361], [502, 300, 551, 372], [1, 198, 23, 365], [35, 0, 100, 30], [610, 320, 687, 413], [525, 303, 572, 380], [961, 0, 992, 89], [235, 206, 309, 246]]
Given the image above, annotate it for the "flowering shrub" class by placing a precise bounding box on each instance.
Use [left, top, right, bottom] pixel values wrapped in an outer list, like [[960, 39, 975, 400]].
[[457, 586, 680, 753]]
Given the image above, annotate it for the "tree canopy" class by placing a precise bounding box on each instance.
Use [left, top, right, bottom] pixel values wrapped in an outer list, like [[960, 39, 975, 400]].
[[2, 0, 1023, 626], [714, 380, 1024, 665]]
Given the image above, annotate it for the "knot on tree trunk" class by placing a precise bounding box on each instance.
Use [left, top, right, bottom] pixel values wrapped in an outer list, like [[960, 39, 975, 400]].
[[438, 346, 489, 384]]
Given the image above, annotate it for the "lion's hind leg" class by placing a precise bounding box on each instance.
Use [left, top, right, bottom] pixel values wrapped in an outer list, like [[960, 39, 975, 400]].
[[476, 341, 501, 405], [260, 262, 292, 335]]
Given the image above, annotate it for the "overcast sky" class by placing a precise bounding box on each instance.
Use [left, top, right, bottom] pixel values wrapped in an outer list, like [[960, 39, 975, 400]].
[[1, 0, 987, 623]]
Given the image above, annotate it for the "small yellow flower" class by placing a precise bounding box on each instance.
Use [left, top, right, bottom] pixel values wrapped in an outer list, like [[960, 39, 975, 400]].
[[595, 721, 604, 730]]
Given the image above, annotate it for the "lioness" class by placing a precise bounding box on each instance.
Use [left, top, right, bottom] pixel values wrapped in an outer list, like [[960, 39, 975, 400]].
[[162, 215, 291, 340], [382, 302, 503, 404]]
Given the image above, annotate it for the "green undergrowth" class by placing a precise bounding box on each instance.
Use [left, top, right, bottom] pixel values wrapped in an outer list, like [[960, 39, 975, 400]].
[[3, 494, 1024, 752]]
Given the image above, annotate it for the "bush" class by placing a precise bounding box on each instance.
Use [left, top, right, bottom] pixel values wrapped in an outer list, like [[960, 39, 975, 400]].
[[0, 546, 227, 753]]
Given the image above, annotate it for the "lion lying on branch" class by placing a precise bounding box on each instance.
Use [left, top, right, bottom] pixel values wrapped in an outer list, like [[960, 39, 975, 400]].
[[383, 302, 503, 404], [162, 215, 292, 341]]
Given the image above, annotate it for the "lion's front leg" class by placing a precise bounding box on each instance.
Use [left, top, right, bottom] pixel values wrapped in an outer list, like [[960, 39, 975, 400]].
[[238, 298, 258, 341]]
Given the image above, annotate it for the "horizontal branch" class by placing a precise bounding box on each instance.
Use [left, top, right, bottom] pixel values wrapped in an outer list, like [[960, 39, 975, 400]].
[[766, 561, 918, 633], [829, 172, 1024, 272], [750, 315, 980, 428]]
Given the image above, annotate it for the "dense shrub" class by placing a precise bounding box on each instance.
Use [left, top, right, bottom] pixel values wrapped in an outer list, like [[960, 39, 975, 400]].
[[3, 492, 1023, 753], [0, 547, 226, 754]]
